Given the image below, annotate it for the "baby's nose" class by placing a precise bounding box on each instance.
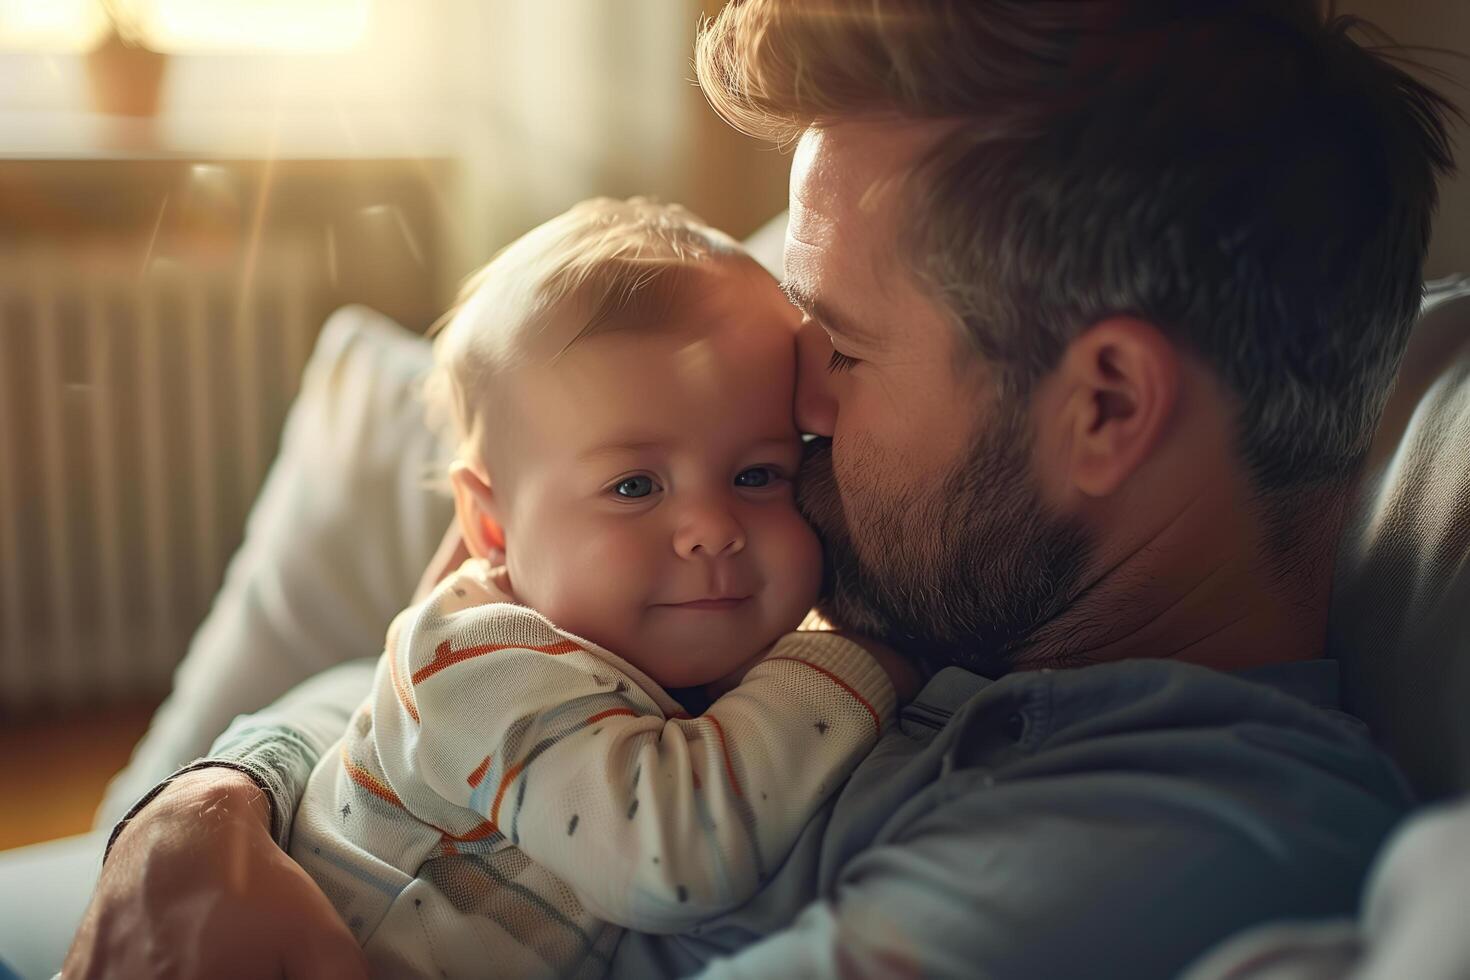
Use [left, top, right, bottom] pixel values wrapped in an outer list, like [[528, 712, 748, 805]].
[[673, 505, 746, 559]]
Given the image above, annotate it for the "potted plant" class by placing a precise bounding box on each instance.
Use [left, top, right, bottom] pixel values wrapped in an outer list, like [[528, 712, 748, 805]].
[[85, 0, 168, 117]]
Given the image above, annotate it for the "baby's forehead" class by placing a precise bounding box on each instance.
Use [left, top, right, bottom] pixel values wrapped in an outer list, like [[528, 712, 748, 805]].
[[503, 304, 798, 454], [490, 255, 781, 367]]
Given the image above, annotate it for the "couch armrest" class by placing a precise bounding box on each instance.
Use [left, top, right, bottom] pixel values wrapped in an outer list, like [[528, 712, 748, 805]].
[[0, 832, 107, 979]]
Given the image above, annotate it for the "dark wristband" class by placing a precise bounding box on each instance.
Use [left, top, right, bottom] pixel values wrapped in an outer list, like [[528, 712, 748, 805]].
[[103, 760, 276, 863]]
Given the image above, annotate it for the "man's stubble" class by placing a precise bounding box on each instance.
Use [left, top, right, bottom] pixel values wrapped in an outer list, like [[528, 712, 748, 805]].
[[797, 407, 1094, 677]]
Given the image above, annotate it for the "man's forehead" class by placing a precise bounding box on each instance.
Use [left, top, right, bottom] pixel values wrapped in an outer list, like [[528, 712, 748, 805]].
[[786, 123, 942, 344], [789, 122, 942, 225], [787, 130, 880, 308]]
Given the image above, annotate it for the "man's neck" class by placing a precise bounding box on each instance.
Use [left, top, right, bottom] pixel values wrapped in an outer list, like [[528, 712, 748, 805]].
[[1014, 487, 1334, 674]]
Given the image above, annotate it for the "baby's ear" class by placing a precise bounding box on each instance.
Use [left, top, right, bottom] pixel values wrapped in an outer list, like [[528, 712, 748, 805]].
[[449, 461, 506, 558]]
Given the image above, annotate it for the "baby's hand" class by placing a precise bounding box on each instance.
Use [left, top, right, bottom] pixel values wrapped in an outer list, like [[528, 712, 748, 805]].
[[481, 562, 519, 605], [705, 627, 920, 707], [833, 631, 922, 704], [800, 612, 921, 704]]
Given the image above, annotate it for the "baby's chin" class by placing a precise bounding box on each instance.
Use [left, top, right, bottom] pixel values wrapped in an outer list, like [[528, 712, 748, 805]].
[[576, 598, 816, 691], [639, 655, 751, 692], [629, 633, 780, 693]]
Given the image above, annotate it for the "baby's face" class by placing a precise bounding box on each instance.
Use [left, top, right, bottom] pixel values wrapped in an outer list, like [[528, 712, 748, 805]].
[[490, 262, 822, 688]]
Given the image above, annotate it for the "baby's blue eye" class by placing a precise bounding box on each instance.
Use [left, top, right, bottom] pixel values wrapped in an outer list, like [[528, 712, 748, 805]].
[[614, 475, 657, 498], [735, 467, 776, 488]]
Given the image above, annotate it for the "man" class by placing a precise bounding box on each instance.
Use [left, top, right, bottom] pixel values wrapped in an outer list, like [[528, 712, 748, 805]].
[[67, 1, 1457, 977]]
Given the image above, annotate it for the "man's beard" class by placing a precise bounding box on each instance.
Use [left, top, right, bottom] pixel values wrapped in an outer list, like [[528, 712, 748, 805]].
[[797, 411, 1093, 678]]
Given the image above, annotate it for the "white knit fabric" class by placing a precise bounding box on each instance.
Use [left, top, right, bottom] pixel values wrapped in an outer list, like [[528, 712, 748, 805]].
[[289, 559, 895, 979]]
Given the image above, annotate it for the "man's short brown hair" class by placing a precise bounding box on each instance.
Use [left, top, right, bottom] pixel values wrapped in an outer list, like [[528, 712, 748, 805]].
[[697, 0, 1459, 551]]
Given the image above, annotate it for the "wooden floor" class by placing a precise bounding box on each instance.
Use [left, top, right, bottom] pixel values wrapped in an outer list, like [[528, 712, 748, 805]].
[[0, 700, 159, 851]]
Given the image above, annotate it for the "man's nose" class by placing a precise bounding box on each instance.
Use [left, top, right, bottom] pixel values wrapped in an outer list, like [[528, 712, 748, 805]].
[[673, 501, 746, 560], [794, 317, 837, 438]]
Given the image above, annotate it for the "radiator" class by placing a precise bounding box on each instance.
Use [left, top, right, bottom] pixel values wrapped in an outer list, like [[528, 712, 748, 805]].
[[0, 241, 321, 715]]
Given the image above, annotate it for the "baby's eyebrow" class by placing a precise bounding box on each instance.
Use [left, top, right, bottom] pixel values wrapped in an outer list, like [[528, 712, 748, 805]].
[[779, 279, 878, 348], [578, 435, 799, 465], [748, 436, 803, 455], [577, 439, 664, 462]]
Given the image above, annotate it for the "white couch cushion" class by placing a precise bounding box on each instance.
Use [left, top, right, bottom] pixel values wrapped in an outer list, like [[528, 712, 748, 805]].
[[95, 305, 452, 826]]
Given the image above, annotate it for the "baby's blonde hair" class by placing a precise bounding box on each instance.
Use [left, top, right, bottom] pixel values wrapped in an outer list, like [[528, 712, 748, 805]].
[[424, 197, 749, 464]]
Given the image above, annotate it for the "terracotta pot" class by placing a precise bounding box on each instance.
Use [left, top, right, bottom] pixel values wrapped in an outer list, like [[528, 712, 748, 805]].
[[85, 29, 168, 117]]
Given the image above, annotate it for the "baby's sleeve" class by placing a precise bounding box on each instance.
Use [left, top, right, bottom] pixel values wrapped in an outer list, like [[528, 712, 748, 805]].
[[510, 631, 896, 933], [362, 563, 669, 845], [368, 563, 895, 933]]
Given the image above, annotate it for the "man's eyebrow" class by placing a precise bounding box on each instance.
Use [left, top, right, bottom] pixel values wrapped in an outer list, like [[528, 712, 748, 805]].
[[779, 280, 878, 347]]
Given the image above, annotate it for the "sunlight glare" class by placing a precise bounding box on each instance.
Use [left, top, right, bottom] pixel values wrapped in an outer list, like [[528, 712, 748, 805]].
[[0, 0, 105, 51], [0, 0, 369, 53], [147, 0, 370, 53], [140, 193, 169, 276], [358, 203, 424, 267], [325, 223, 339, 287], [187, 163, 240, 199]]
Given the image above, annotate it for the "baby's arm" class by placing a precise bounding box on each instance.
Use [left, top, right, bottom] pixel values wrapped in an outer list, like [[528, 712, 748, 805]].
[[374, 561, 895, 934], [511, 630, 894, 932]]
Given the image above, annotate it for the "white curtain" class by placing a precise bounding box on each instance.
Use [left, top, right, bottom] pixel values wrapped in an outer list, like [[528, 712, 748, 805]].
[[0, 0, 711, 275]]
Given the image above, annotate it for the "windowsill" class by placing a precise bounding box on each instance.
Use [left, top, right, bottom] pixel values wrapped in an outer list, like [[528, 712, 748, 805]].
[[0, 107, 458, 161]]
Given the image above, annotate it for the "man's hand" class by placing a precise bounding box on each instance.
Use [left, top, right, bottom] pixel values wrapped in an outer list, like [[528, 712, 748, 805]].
[[65, 768, 368, 980], [482, 563, 518, 604], [414, 522, 516, 602]]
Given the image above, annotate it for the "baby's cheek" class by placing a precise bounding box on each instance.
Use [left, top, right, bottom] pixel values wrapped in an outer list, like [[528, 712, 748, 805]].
[[532, 578, 625, 653], [531, 534, 650, 648], [771, 509, 824, 620]]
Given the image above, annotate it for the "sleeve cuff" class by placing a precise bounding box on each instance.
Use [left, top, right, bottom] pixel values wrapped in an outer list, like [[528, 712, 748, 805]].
[[765, 632, 899, 732], [103, 725, 322, 862]]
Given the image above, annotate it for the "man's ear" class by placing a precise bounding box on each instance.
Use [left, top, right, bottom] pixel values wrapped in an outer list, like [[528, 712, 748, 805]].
[[449, 460, 506, 558], [1052, 317, 1180, 499]]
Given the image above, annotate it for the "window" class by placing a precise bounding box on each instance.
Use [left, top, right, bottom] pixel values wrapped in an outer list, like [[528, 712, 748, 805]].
[[0, 0, 371, 53]]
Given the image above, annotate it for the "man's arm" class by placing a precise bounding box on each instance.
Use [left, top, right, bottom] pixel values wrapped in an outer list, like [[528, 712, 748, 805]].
[[190, 657, 377, 846], [65, 659, 376, 979], [66, 768, 368, 980], [67, 524, 473, 978]]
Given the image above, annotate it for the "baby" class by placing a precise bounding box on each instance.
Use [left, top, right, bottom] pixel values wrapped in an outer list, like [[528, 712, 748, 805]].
[[288, 198, 900, 978]]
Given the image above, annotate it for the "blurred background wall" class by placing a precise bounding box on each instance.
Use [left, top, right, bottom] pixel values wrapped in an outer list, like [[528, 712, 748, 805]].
[[1340, 0, 1470, 280], [0, 0, 791, 726]]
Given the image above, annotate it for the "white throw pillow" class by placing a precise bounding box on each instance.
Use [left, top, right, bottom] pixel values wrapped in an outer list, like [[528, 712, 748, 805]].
[[96, 305, 452, 827]]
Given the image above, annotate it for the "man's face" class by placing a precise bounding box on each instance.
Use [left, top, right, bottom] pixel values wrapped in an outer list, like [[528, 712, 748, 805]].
[[785, 124, 1091, 674]]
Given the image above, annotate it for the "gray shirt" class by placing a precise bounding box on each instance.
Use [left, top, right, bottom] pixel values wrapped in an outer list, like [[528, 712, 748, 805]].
[[116, 656, 1410, 979]]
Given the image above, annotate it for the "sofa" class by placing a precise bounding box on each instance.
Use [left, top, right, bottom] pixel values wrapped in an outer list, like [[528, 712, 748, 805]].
[[0, 212, 1465, 978]]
